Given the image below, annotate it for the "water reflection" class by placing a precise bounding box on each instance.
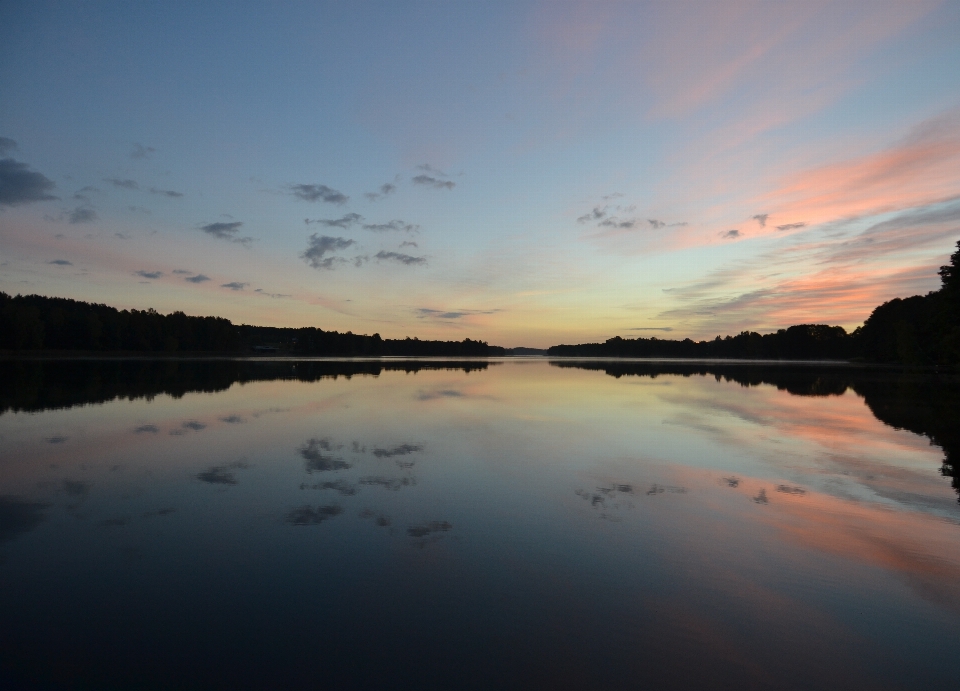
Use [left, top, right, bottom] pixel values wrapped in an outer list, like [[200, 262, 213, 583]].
[[0, 357, 958, 689]]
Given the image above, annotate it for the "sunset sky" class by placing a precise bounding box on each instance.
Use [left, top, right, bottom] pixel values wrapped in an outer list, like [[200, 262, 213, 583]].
[[2, 0, 959, 347]]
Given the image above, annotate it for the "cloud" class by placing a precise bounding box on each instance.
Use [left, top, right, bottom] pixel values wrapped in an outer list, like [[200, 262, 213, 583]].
[[48, 259, 72, 266], [68, 207, 97, 224], [72, 186, 99, 203], [598, 217, 637, 229], [416, 307, 499, 319], [134, 425, 159, 433], [416, 389, 464, 401], [375, 250, 426, 266], [648, 219, 666, 229], [254, 288, 291, 298], [104, 177, 139, 190], [172, 269, 191, 274], [220, 282, 248, 291], [185, 274, 210, 283], [577, 207, 608, 223], [363, 219, 419, 233], [135, 270, 163, 279], [196, 460, 247, 485], [372, 444, 423, 458], [300, 438, 351, 472], [628, 327, 675, 332], [359, 476, 416, 491], [301, 234, 356, 270], [196, 467, 236, 485], [285, 505, 344, 525], [150, 188, 183, 198], [721, 229, 741, 239], [0, 158, 57, 205], [764, 108, 960, 226], [0, 137, 17, 155], [776, 222, 807, 231], [130, 143, 155, 159], [753, 214, 769, 227], [412, 174, 455, 190], [656, 200, 960, 335], [301, 480, 357, 495], [418, 308, 467, 319], [304, 213, 362, 228], [602, 192, 624, 201], [200, 221, 254, 246], [407, 520, 452, 538], [290, 184, 348, 204], [364, 182, 397, 202], [400, 240, 418, 248]]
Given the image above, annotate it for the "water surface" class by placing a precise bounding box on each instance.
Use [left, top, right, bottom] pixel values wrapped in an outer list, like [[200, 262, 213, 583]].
[[1, 358, 958, 690]]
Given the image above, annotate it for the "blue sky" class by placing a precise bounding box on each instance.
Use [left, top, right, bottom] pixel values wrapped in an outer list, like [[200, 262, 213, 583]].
[[2, 0, 959, 347]]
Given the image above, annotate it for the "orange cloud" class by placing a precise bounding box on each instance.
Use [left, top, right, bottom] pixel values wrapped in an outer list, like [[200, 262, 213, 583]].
[[763, 109, 960, 229]]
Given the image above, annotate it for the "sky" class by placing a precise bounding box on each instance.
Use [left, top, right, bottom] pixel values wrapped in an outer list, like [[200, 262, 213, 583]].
[[1, 0, 959, 348]]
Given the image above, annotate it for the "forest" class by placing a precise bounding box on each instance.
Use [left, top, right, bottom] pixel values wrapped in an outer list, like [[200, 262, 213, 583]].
[[1, 240, 957, 363], [0, 293, 501, 356], [549, 240, 960, 365]]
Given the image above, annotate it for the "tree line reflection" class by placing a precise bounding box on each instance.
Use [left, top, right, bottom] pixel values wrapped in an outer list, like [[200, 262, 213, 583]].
[[1, 357, 956, 501], [551, 360, 960, 501], [0, 358, 495, 415]]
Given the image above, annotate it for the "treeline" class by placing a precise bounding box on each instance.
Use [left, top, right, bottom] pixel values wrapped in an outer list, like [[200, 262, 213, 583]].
[[0, 293, 502, 356], [550, 240, 960, 365], [550, 360, 960, 501], [0, 359, 495, 415]]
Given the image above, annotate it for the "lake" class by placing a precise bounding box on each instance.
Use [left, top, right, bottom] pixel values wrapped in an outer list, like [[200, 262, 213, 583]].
[[1, 358, 958, 690]]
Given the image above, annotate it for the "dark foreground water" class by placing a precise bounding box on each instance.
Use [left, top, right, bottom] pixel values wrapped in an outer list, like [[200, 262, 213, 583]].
[[1, 358, 958, 690]]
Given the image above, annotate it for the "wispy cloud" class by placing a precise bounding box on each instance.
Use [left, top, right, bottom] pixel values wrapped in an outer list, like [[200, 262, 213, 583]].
[[753, 214, 769, 227], [301, 234, 356, 270], [763, 108, 960, 227], [221, 282, 248, 291], [412, 174, 455, 190], [69, 207, 97, 224], [364, 182, 396, 202], [150, 188, 183, 198], [598, 217, 637, 229], [363, 219, 419, 233], [304, 213, 362, 228], [577, 206, 607, 223], [200, 221, 254, 246], [130, 143, 155, 159], [254, 288, 291, 298], [0, 158, 57, 205], [135, 270, 163, 279], [185, 274, 210, 283], [720, 229, 740, 239], [48, 259, 72, 266], [290, 184, 348, 204], [416, 307, 499, 319], [104, 177, 138, 190], [0, 137, 18, 155], [660, 199, 960, 335], [776, 222, 806, 232], [375, 250, 426, 266]]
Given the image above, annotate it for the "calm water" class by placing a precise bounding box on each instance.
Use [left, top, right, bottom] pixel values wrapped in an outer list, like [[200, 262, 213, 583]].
[[1, 358, 959, 690]]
